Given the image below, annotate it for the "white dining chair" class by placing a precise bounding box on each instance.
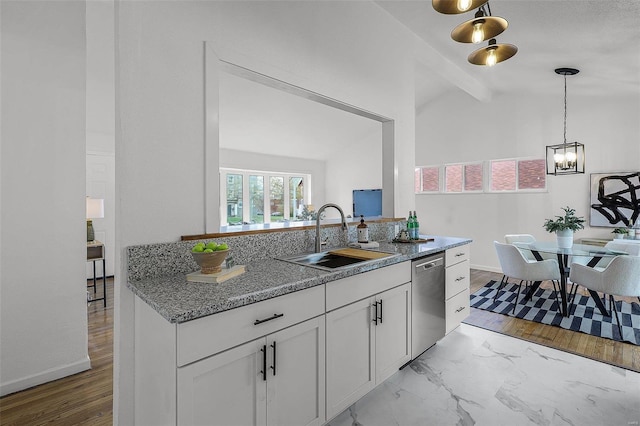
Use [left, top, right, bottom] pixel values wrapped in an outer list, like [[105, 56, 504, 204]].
[[504, 234, 537, 262], [569, 255, 640, 336], [494, 241, 562, 313]]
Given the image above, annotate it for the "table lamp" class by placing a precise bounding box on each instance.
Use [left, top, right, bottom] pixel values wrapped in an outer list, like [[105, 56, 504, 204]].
[[86, 197, 104, 242]]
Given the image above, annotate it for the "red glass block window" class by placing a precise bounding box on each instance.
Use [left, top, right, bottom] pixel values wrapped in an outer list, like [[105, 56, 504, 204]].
[[518, 159, 546, 189], [464, 163, 483, 191], [491, 160, 516, 191], [445, 165, 463, 192], [420, 167, 439, 192]]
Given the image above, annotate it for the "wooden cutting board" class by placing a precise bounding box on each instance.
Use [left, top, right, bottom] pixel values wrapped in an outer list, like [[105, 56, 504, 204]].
[[187, 265, 246, 284], [329, 248, 392, 260]]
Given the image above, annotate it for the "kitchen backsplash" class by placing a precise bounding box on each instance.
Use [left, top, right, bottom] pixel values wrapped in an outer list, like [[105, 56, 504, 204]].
[[127, 220, 404, 282]]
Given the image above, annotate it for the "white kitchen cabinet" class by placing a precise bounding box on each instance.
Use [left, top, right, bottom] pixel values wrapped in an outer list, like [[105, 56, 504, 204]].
[[445, 245, 471, 334], [135, 285, 325, 426], [177, 316, 325, 426], [325, 282, 411, 420]]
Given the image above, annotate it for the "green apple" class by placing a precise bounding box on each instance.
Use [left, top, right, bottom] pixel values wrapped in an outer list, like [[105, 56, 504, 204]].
[[205, 242, 218, 251], [203, 248, 214, 253], [192, 244, 205, 253], [216, 243, 228, 251]]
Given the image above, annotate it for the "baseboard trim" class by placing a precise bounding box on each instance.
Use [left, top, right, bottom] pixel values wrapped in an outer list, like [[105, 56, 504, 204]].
[[470, 264, 502, 274], [0, 356, 91, 397]]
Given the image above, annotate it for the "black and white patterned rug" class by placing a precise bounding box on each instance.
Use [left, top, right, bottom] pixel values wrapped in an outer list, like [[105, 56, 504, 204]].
[[468, 280, 640, 346]]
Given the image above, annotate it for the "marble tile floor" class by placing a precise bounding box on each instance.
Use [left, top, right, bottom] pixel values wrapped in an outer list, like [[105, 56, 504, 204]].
[[327, 324, 640, 426]]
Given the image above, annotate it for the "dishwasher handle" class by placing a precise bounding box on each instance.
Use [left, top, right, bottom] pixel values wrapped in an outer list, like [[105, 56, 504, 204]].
[[414, 257, 444, 270]]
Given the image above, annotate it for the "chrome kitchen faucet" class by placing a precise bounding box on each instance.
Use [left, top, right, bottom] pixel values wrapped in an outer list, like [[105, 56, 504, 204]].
[[315, 203, 348, 252]]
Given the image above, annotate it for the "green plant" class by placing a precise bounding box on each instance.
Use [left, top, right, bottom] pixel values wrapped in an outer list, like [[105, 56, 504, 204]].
[[543, 206, 585, 233], [612, 227, 629, 235]]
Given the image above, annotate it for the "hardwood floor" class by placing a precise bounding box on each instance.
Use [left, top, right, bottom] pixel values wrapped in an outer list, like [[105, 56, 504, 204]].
[[466, 269, 640, 373], [0, 279, 114, 425], [1, 270, 639, 424]]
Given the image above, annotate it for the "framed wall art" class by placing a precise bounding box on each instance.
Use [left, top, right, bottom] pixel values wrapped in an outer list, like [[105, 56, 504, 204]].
[[589, 171, 640, 227]]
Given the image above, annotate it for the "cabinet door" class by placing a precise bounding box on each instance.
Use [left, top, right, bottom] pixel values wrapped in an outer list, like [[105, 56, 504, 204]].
[[177, 338, 267, 426], [374, 283, 411, 384], [266, 316, 325, 426], [325, 297, 375, 420]]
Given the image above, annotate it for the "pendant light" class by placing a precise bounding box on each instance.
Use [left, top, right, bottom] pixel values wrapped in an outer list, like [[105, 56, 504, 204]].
[[451, 9, 508, 44], [432, 0, 489, 15], [546, 68, 585, 175], [467, 38, 517, 66]]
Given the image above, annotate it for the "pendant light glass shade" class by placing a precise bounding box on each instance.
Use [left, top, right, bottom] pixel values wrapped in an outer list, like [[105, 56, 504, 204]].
[[467, 38, 517, 66], [451, 13, 508, 43], [546, 68, 585, 175], [432, 0, 489, 14]]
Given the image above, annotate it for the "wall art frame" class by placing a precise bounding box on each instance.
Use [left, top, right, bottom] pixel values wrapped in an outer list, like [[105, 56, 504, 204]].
[[589, 171, 640, 227]]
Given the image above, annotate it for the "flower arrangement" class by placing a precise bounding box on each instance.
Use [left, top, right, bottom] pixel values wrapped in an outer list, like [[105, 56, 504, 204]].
[[543, 206, 586, 233]]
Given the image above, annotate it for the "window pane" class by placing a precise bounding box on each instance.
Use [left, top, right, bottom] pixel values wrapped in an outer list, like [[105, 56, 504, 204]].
[[518, 159, 546, 189], [445, 165, 463, 192], [270, 176, 284, 221], [289, 177, 304, 220], [226, 174, 243, 224], [464, 164, 483, 191], [420, 167, 439, 192], [249, 175, 264, 224], [491, 160, 516, 191]]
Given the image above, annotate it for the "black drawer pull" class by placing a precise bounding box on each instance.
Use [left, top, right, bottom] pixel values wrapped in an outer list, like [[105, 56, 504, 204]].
[[259, 345, 267, 381], [455, 276, 466, 282], [270, 342, 277, 376], [455, 306, 466, 313], [455, 252, 465, 257], [254, 313, 284, 325]]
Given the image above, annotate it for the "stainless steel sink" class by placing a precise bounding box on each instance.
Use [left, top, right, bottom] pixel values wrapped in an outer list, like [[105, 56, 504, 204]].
[[278, 248, 398, 271]]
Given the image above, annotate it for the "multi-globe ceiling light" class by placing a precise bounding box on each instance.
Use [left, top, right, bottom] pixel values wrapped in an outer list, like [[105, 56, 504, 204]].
[[432, 0, 517, 66]]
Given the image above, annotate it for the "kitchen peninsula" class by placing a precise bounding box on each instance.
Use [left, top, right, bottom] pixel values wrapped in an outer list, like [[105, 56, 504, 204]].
[[128, 226, 471, 425]]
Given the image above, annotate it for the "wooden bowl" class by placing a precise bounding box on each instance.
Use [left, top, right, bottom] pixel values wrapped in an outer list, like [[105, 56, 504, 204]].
[[191, 249, 229, 274]]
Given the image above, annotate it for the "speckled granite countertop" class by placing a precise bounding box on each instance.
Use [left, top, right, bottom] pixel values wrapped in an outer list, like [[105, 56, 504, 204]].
[[127, 235, 471, 324]]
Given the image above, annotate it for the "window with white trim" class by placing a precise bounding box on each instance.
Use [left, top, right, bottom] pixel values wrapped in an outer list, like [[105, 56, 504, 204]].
[[415, 158, 546, 194], [220, 168, 310, 226], [489, 158, 546, 192]]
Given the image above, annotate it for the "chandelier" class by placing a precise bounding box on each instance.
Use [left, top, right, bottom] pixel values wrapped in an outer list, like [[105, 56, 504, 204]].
[[546, 68, 585, 175]]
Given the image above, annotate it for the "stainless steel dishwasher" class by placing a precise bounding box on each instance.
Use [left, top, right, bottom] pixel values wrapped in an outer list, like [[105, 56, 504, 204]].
[[411, 253, 446, 359]]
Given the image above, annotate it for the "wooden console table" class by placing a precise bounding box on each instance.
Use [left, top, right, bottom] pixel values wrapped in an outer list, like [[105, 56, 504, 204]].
[[87, 240, 107, 307]]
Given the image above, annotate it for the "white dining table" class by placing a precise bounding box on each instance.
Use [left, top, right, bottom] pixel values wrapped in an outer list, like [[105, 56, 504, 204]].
[[512, 241, 627, 317]]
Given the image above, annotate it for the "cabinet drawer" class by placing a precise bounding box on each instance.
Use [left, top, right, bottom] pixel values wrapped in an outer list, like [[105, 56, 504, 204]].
[[445, 287, 470, 334], [445, 260, 469, 299], [445, 244, 470, 267], [325, 261, 411, 311], [177, 285, 324, 366]]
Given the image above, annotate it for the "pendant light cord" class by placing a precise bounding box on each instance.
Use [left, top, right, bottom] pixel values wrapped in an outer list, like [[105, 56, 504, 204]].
[[563, 74, 568, 146]]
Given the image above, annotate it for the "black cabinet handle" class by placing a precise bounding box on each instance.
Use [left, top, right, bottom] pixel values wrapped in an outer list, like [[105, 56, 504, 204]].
[[372, 302, 378, 325], [455, 306, 466, 313], [270, 342, 277, 376], [378, 299, 383, 324], [260, 345, 267, 381], [254, 313, 284, 325], [455, 276, 466, 282]]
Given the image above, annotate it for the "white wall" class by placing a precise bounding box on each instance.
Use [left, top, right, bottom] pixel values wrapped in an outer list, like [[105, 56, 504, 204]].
[[86, 0, 116, 277], [115, 1, 416, 422], [415, 89, 640, 271], [0, 1, 89, 396], [325, 125, 383, 218]]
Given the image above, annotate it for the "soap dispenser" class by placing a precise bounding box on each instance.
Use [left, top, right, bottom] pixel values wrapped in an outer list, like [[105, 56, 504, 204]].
[[357, 215, 369, 243]]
